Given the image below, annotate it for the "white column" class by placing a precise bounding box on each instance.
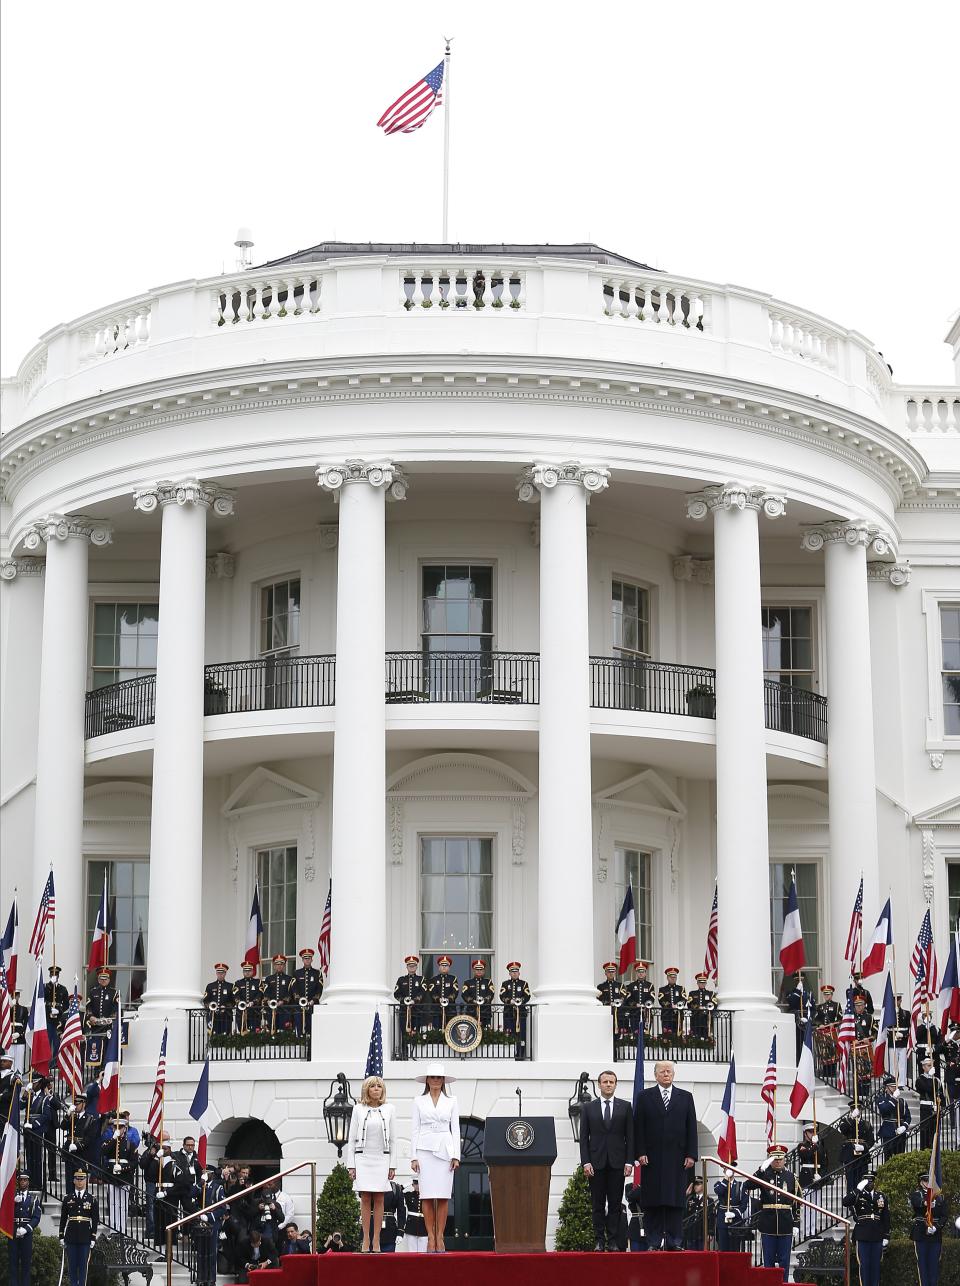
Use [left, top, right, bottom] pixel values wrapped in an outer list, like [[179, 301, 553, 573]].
[[22, 516, 113, 976], [317, 460, 406, 1010], [519, 462, 611, 1057], [688, 483, 786, 1014], [802, 520, 889, 984], [133, 480, 235, 1018]]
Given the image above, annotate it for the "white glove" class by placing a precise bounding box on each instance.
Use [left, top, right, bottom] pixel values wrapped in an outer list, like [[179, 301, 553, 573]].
[[854, 1144, 864, 1154], [896, 1125, 907, 1135], [851, 1108, 860, 1120], [882, 1239, 889, 1248], [15, 1227, 27, 1238], [857, 1179, 869, 1191], [811, 1133, 819, 1144], [892, 1089, 900, 1099], [26, 1120, 35, 1130], [926, 1226, 936, 1236], [200, 1214, 209, 1224], [113, 1164, 122, 1174], [725, 1211, 735, 1223], [59, 1238, 65, 1247], [67, 1143, 77, 1153]]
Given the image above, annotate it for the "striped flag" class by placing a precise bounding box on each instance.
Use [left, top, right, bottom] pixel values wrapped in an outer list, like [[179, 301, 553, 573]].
[[615, 886, 637, 975], [365, 1012, 384, 1077], [761, 1034, 777, 1142], [0, 900, 17, 995], [843, 877, 863, 971], [908, 960, 926, 1053], [376, 60, 444, 135], [146, 1024, 168, 1140], [318, 880, 332, 975], [55, 985, 84, 1097], [0, 1077, 22, 1237], [26, 964, 51, 1075], [97, 1007, 122, 1115], [861, 898, 892, 979], [188, 1056, 220, 1170], [836, 996, 857, 1092], [910, 909, 940, 999], [703, 885, 719, 982], [778, 875, 805, 975], [790, 1014, 816, 1118], [0, 968, 11, 1052], [28, 870, 55, 961], [926, 1111, 943, 1226], [938, 932, 960, 1034], [717, 1055, 737, 1163], [873, 975, 896, 1077], [87, 871, 112, 973]]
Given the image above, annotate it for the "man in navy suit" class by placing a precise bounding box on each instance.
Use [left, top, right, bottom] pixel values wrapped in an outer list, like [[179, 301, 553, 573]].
[[634, 1060, 699, 1250], [578, 1070, 635, 1251]]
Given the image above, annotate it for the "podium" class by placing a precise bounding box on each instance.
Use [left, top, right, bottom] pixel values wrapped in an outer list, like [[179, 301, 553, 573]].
[[482, 1116, 557, 1253]]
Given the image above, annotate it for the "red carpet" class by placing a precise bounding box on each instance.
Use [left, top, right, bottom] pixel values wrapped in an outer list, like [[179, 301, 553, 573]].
[[250, 1251, 783, 1285]]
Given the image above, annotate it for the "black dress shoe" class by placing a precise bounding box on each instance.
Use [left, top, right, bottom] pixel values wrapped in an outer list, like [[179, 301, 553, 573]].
[[594, 1240, 606, 1251]]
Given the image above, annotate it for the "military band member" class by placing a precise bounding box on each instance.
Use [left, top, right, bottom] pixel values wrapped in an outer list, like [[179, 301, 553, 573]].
[[852, 998, 877, 1096], [744, 1142, 801, 1281], [889, 993, 911, 1087], [713, 1168, 750, 1252], [461, 959, 494, 1026], [842, 1174, 889, 1286], [262, 954, 293, 1033], [59, 1168, 99, 1286], [785, 972, 811, 1062], [101, 1116, 138, 1233], [876, 1074, 911, 1160], [915, 1057, 946, 1149], [85, 966, 118, 1033], [9, 1173, 41, 1286], [291, 947, 323, 1035], [45, 965, 69, 1037], [394, 955, 427, 1035], [838, 1103, 875, 1192], [625, 960, 656, 1034], [234, 960, 262, 1033], [796, 1123, 825, 1190], [813, 984, 842, 1077], [425, 955, 459, 1029], [910, 1172, 947, 1286], [814, 983, 842, 1027], [658, 967, 686, 1039], [686, 973, 717, 1040], [204, 963, 234, 1035], [847, 972, 875, 1014], [500, 962, 531, 1053], [597, 961, 629, 1034]]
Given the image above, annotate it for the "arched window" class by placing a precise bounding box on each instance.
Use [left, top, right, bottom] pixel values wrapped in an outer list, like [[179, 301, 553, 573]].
[[459, 1117, 485, 1161]]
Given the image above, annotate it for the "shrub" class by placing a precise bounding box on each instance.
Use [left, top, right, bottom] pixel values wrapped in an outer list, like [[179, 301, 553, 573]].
[[315, 1161, 362, 1251], [554, 1166, 594, 1251], [880, 1239, 960, 1285], [875, 1147, 960, 1241], [0, 1231, 118, 1285]]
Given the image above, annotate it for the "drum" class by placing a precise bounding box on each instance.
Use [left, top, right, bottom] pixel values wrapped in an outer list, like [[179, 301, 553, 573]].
[[814, 1023, 839, 1066]]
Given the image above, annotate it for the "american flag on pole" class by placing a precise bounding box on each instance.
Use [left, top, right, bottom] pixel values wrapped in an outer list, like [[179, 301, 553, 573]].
[[703, 884, 719, 981], [843, 877, 863, 970], [55, 985, 84, 1097], [0, 967, 11, 1052], [836, 996, 857, 1092], [318, 880, 332, 975], [365, 1012, 384, 1077], [376, 61, 444, 135], [28, 871, 55, 961], [761, 1034, 777, 1142], [0, 900, 17, 995], [908, 960, 926, 1053], [146, 1024, 168, 1140], [910, 910, 940, 1000]]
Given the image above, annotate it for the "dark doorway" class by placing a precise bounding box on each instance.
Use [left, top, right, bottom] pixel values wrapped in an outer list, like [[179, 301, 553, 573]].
[[224, 1119, 282, 1185], [446, 1118, 493, 1250]]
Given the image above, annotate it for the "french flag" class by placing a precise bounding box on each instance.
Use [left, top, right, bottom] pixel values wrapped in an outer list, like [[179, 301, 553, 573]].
[[938, 933, 960, 1034], [615, 886, 637, 975], [0, 899, 17, 996], [789, 1012, 816, 1118], [87, 872, 112, 972], [778, 875, 805, 975], [188, 1056, 221, 1169], [244, 883, 264, 969], [0, 1077, 21, 1238], [717, 1055, 737, 1163], [98, 1007, 122, 1115], [862, 899, 893, 979], [874, 975, 897, 1076], [26, 965, 51, 1075]]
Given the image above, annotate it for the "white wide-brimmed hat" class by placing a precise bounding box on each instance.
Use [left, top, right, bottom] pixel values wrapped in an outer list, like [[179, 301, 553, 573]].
[[414, 1062, 456, 1084]]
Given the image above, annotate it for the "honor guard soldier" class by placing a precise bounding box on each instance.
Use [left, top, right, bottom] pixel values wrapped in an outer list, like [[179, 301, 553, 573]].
[[204, 963, 234, 1035], [682, 1176, 713, 1250], [838, 1103, 875, 1192], [85, 966, 118, 1033], [910, 1171, 947, 1286], [461, 959, 494, 1027], [814, 984, 842, 1026], [944, 1025, 960, 1105], [45, 965, 69, 1037], [395, 955, 427, 1037], [785, 972, 811, 1061], [291, 947, 323, 1036], [797, 1123, 826, 1190], [262, 954, 292, 1033], [500, 962, 531, 1054], [61, 1092, 102, 1184], [21, 1075, 54, 1190], [101, 1116, 138, 1233], [0, 1053, 14, 1117], [425, 955, 459, 1030], [914, 1015, 944, 1075], [842, 1174, 889, 1286], [658, 967, 686, 1039], [876, 1074, 911, 1160], [745, 1142, 801, 1281], [713, 1168, 750, 1252], [889, 994, 911, 1086], [59, 1168, 100, 1286], [9, 1173, 41, 1286], [625, 961, 656, 1034], [234, 960, 262, 1034], [852, 998, 877, 1096], [847, 972, 875, 1014], [687, 973, 718, 1040], [191, 1166, 226, 1286], [813, 984, 842, 1077], [597, 962, 629, 1034], [915, 1057, 946, 1149], [10, 993, 28, 1072]]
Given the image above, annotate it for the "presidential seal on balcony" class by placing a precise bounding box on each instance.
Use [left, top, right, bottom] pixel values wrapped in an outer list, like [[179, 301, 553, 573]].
[[505, 1119, 535, 1151], [444, 1013, 483, 1054]]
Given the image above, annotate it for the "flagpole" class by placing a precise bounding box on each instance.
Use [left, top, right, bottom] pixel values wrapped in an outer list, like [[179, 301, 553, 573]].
[[441, 37, 453, 240], [50, 864, 56, 973]]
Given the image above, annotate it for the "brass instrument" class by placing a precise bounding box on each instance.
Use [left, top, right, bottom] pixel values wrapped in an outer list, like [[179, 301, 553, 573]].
[[237, 999, 249, 1036], [298, 997, 311, 1010], [403, 995, 415, 1036]]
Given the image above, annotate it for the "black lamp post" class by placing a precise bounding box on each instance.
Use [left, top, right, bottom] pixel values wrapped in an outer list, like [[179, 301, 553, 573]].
[[322, 1073, 355, 1156], [567, 1071, 595, 1143]]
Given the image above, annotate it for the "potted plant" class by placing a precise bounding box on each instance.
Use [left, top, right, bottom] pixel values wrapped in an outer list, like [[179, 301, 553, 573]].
[[685, 684, 716, 718]]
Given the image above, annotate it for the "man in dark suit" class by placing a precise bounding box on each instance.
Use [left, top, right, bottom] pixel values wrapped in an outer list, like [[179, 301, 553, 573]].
[[634, 1059, 699, 1250], [578, 1070, 634, 1251]]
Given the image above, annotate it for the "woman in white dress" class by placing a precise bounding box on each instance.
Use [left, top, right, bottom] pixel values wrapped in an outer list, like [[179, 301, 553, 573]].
[[346, 1075, 397, 1253], [409, 1063, 460, 1253]]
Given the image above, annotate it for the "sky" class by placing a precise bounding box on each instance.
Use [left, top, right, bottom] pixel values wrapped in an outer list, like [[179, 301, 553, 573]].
[[2, 1, 958, 384]]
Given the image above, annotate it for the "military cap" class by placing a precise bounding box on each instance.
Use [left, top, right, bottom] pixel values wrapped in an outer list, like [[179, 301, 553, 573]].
[[298, 948, 315, 960], [471, 959, 486, 971], [403, 954, 419, 965], [820, 984, 835, 994], [507, 962, 522, 971], [437, 955, 453, 967], [214, 962, 228, 972], [766, 1142, 788, 1156], [695, 972, 709, 982], [664, 966, 679, 976], [602, 961, 618, 972], [271, 953, 286, 965]]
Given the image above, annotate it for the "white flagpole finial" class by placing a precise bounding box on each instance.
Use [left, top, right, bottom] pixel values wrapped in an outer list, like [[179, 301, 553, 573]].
[[442, 38, 453, 241]]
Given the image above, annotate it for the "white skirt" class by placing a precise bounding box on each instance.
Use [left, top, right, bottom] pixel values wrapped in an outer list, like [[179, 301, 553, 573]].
[[354, 1144, 391, 1193], [415, 1147, 454, 1200]]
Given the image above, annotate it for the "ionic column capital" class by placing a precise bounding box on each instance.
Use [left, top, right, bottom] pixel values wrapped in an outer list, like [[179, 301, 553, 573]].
[[686, 483, 787, 521], [0, 556, 45, 581], [316, 459, 407, 501], [517, 461, 610, 503], [672, 555, 715, 584], [133, 478, 237, 515], [800, 518, 894, 557], [867, 560, 912, 588], [22, 514, 114, 550]]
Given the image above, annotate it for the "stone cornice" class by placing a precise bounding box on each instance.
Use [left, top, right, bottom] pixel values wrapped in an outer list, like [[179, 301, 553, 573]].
[[672, 555, 715, 584], [686, 482, 787, 520], [21, 513, 113, 549], [517, 461, 610, 502], [133, 478, 236, 515], [0, 556, 45, 581], [800, 519, 894, 557], [316, 459, 408, 501], [866, 561, 912, 588]]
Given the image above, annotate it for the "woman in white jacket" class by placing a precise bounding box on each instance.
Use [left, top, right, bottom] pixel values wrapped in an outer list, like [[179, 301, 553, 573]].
[[409, 1063, 460, 1253], [346, 1075, 397, 1253]]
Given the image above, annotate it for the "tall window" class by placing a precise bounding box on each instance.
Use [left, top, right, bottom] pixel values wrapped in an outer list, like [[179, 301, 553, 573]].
[[85, 859, 149, 1004], [260, 579, 301, 658], [949, 865, 960, 935], [940, 605, 960, 735], [612, 580, 650, 657], [421, 565, 493, 654], [420, 836, 493, 980], [612, 847, 653, 965], [90, 602, 159, 688], [770, 862, 820, 998], [256, 846, 298, 966], [762, 606, 815, 689]]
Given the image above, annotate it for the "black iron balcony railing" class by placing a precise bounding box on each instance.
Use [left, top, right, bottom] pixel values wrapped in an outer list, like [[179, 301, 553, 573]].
[[764, 678, 828, 743], [385, 650, 539, 704], [389, 1002, 535, 1061], [187, 1007, 312, 1061], [590, 655, 717, 717], [611, 1006, 733, 1064], [85, 673, 157, 738], [204, 654, 335, 713]]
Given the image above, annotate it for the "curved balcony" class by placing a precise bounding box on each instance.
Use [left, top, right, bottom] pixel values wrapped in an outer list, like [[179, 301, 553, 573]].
[[83, 655, 828, 744]]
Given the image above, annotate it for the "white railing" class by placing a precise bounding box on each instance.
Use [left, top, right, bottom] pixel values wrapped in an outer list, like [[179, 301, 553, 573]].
[[400, 266, 525, 311], [864, 351, 889, 404], [20, 347, 47, 402], [77, 302, 153, 363], [212, 272, 322, 325], [601, 275, 710, 331], [902, 389, 960, 434], [768, 306, 838, 370]]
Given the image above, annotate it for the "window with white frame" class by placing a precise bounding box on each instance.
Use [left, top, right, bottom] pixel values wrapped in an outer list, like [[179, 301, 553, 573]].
[[940, 604, 960, 735], [85, 858, 149, 1003], [90, 602, 159, 688], [256, 845, 298, 966], [421, 565, 494, 654], [612, 580, 650, 657], [259, 579, 301, 658], [761, 606, 815, 689], [420, 836, 493, 981], [770, 862, 820, 999], [612, 847, 653, 964], [949, 864, 960, 935]]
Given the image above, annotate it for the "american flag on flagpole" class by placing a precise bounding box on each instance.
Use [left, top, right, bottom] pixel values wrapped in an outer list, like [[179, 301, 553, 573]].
[[318, 880, 332, 975], [55, 984, 84, 1097], [843, 877, 863, 969], [836, 996, 857, 1092], [0, 967, 11, 1052], [703, 885, 719, 981], [909, 910, 940, 999], [376, 61, 444, 135], [365, 1012, 384, 1077], [28, 870, 55, 960], [146, 1024, 168, 1140], [908, 960, 926, 1053], [761, 1034, 777, 1142]]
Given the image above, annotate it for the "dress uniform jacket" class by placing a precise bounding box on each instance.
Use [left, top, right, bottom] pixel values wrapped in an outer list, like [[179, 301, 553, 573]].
[[395, 972, 427, 1030], [814, 999, 842, 1026], [625, 977, 656, 1031], [10, 1002, 28, 1048], [460, 976, 494, 1024], [746, 1166, 801, 1235], [233, 977, 263, 1029], [847, 982, 875, 1013], [10, 1188, 42, 1286], [190, 1176, 226, 1286], [838, 1114, 875, 1190], [890, 1006, 911, 1048], [876, 1087, 911, 1157], [712, 1177, 750, 1251], [44, 980, 69, 1032], [658, 983, 686, 1035], [597, 977, 629, 1016], [910, 1187, 947, 1286], [262, 972, 293, 1029], [101, 1133, 139, 1183], [203, 978, 234, 1034], [500, 976, 531, 1036], [59, 1188, 100, 1286], [843, 1186, 889, 1286], [85, 983, 118, 1031], [797, 1138, 826, 1188], [915, 1071, 946, 1148], [425, 971, 460, 1028], [291, 966, 323, 1004], [686, 985, 717, 1039]]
